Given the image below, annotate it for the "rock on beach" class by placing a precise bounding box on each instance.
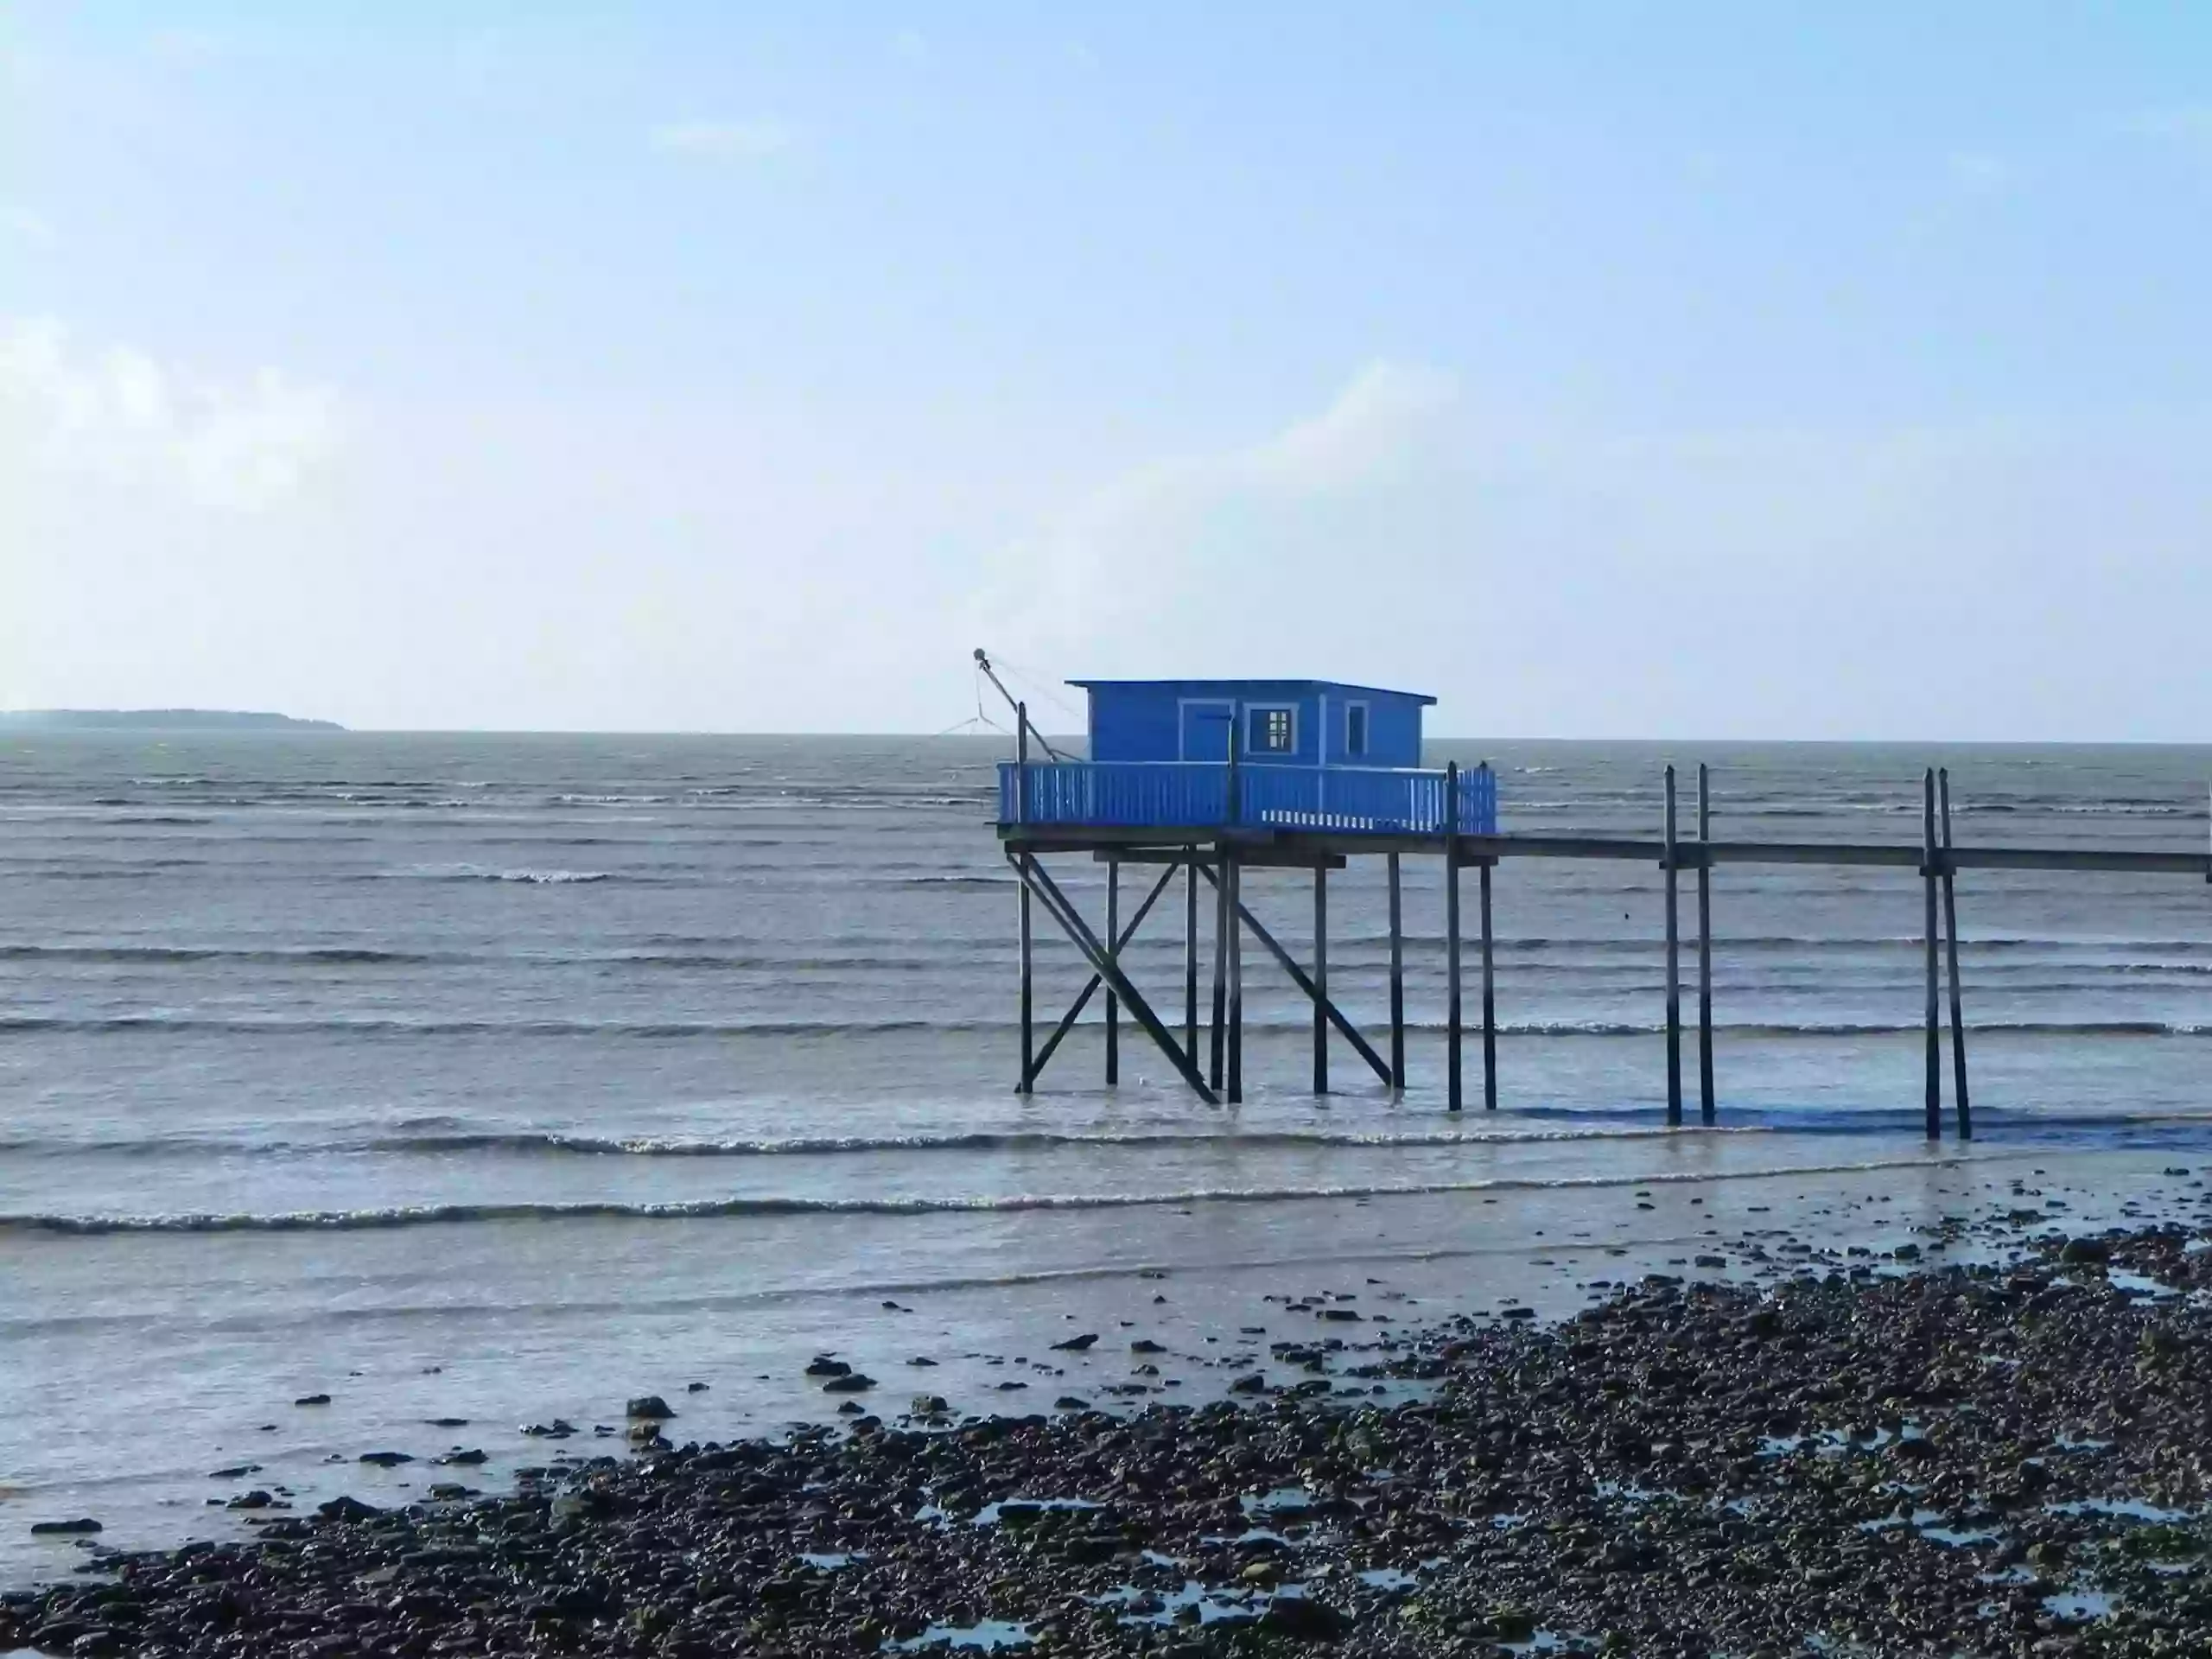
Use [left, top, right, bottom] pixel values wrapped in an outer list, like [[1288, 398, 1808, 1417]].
[[7, 1223, 2212, 1657]]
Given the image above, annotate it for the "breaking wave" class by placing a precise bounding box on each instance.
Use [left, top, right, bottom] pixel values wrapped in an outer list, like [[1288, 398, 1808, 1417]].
[[0, 1158, 1951, 1235]]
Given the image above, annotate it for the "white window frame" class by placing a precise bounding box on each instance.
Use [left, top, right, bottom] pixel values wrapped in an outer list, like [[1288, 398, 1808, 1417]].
[[1344, 700, 1370, 760], [1244, 702, 1298, 757]]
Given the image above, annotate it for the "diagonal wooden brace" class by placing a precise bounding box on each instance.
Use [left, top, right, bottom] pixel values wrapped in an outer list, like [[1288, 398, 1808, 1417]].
[[1032, 857, 1182, 1081], [1197, 864, 1393, 1087], [1008, 855, 1219, 1105]]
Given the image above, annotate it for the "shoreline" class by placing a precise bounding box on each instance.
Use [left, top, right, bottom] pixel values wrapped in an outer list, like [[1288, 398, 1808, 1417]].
[[7, 1138, 2164, 1590], [9, 1204, 2212, 1657]]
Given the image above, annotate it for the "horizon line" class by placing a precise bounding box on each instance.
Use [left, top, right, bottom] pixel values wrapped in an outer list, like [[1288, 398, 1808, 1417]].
[[15, 724, 2211, 748]]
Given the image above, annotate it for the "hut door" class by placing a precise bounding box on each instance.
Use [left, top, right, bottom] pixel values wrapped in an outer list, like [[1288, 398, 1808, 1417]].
[[1179, 699, 1235, 761]]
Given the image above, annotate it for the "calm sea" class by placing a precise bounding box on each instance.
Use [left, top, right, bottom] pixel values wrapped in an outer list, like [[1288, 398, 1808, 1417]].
[[4, 733, 2211, 1582]]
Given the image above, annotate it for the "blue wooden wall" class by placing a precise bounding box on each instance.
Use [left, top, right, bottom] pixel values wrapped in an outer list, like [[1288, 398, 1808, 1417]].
[[1073, 680, 1432, 768]]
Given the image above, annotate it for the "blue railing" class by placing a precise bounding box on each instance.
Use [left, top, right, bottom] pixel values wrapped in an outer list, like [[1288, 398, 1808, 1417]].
[[997, 762, 1498, 836]]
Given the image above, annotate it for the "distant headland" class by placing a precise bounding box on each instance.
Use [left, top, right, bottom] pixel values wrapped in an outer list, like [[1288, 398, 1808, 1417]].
[[0, 709, 346, 732]]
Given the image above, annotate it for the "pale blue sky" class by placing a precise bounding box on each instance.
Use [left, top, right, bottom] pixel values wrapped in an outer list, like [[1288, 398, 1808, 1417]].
[[4, 3, 2209, 734]]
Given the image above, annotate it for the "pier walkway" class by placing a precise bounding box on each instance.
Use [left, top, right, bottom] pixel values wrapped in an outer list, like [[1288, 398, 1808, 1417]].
[[996, 752, 2211, 1139]]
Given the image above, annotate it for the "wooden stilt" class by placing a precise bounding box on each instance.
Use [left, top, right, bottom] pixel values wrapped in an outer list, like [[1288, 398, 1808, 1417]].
[[1697, 762, 1715, 1126], [1018, 856, 1034, 1094], [1198, 865, 1391, 1084], [1470, 760, 1497, 1112], [1939, 769, 1971, 1140], [1104, 859, 1120, 1086], [1313, 865, 1329, 1095], [1210, 842, 1230, 1090], [1225, 715, 1243, 1103], [1446, 760, 1463, 1112], [1185, 855, 1199, 1058], [1009, 854, 1215, 1103], [1016, 709, 1033, 1094], [1923, 768, 1942, 1141], [1387, 853, 1406, 1090], [1226, 853, 1243, 1104], [1032, 859, 1179, 1080], [1664, 765, 1682, 1128], [1479, 857, 1497, 1111]]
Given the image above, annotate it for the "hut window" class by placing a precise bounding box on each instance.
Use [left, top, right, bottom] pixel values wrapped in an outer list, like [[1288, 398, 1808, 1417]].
[[1248, 706, 1295, 754], [1344, 702, 1369, 758]]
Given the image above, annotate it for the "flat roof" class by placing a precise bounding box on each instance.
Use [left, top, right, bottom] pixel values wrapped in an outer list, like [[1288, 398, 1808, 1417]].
[[1068, 678, 1437, 706]]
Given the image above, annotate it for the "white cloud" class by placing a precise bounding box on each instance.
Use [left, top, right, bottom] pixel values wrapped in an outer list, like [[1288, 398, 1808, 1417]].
[[966, 365, 2212, 739], [1, 206, 59, 248], [649, 118, 795, 162], [974, 361, 1461, 667], [0, 316, 342, 512]]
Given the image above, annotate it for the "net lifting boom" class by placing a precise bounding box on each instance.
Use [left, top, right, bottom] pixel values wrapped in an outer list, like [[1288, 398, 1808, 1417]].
[[973, 648, 1066, 761]]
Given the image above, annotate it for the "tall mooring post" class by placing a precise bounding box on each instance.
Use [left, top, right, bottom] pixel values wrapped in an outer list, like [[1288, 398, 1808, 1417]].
[[1214, 721, 1244, 1102], [1312, 865, 1329, 1095], [1445, 760, 1463, 1112], [1386, 853, 1406, 1090], [1015, 703, 1033, 1093], [1922, 768, 1942, 1141], [1940, 768, 1971, 1140], [1478, 852, 1497, 1111], [1209, 847, 1230, 1091], [1225, 851, 1243, 1105], [1696, 763, 1715, 1125], [1663, 765, 1682, 1128], [1103, 859, 1120, 1085]]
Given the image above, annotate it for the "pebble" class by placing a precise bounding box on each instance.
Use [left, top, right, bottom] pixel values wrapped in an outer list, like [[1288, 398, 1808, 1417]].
[[7, 1220, 2212, 1658]]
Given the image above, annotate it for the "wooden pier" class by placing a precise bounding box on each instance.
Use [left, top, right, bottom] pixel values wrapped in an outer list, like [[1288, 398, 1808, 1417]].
[[1001, 726, 2212, 1140]]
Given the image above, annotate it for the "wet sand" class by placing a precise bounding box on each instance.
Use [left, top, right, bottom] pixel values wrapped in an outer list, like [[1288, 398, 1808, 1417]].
[[7, 1159, 2211, 1656]]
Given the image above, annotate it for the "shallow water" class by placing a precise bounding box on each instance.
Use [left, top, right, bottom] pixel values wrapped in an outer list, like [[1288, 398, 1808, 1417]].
[[3, 733, 2211, 1584]]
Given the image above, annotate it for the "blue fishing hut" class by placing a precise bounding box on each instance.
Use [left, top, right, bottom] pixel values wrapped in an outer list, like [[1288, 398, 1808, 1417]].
[[997, 678, 1494, 836], [1077, 679, 1430, 768], [993, 672, 1500, 1113]]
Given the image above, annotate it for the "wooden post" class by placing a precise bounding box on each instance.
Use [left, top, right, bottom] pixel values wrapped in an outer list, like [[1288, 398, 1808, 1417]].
[[1017, 853, 1034, 1094], [1939, 768, 1971, 1141], [1104, 858, 1120, 1086], [1479, 857, 1497, 1111], [1210, 843, 1230, 1090], [1032, 858, 1179, 1082], [1015, 702, 1029, 822], [1219, 716, 1239, 1097], [1226, 854, 1243, 1104], [1313, 864, 1329, 1095], [1923, 767, 1942, 1141], [1225, 713, 1241, 827], [1011, 855, 1217, 1104], [1198, 864, 1391, 1085], [1664, 766, 1681, 1128], [1185, 855, 1199, 1059], [1446, 760, 1463, 1112], [1697, 763, 1715, 1125], [1015, 706, 1033, 1095], [1386, 853, 1406, 1090]]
